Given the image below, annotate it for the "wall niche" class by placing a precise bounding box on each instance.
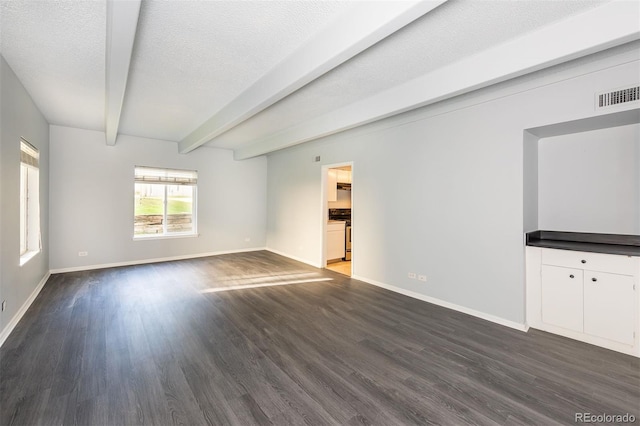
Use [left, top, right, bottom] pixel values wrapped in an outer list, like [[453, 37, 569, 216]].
[[523, 109, 640, 236]]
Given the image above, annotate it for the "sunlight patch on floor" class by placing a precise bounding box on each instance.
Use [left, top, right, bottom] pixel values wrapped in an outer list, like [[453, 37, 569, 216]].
[[199, 277, 333, 293]]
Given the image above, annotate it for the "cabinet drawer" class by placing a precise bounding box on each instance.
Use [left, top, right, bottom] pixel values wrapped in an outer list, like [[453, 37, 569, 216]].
[[541, 248, 635, 275]]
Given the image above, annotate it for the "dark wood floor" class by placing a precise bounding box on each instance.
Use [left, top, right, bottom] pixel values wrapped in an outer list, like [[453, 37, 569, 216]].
[[1, 251, 638, 425]]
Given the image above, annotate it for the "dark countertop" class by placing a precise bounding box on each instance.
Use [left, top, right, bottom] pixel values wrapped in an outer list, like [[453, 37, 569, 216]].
[[526, 230, 640, 257]]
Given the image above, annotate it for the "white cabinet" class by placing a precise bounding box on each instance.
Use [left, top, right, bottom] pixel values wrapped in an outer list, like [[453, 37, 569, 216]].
[[527, 246, 639, 356], [327, 221, 345, 261], [540, 265, 635, 345], [327, 170, 337, 202]]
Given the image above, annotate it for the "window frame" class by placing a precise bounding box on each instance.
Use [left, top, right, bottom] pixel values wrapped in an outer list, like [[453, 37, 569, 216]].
[[19, 138, 41, 265], [133, 166, 198, 240], [20, 164, 28, 256]]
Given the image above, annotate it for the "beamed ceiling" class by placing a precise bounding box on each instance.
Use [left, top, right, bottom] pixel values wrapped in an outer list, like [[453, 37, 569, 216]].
[[1, 0, 639, 159]]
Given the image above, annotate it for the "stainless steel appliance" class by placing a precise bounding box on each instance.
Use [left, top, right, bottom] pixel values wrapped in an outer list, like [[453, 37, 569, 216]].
[[345, 225, 352, 261], [328, 208, 351, 261]]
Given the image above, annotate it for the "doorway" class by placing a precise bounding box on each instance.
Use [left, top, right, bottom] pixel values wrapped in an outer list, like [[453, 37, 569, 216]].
[[322, 163, 353, 277]]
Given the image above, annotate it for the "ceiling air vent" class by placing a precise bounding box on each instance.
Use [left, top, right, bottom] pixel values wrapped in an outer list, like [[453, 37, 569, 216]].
[[596, 85, 639, 110]]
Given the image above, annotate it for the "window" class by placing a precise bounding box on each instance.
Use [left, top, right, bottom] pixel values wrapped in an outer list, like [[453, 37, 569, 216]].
[[20, 139, 40, 264], [134, 166, 197, 238]]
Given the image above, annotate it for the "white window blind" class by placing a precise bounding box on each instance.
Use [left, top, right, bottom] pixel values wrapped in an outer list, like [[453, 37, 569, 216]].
[[134, 166, 197, 185], [20, 139, 39, 168]]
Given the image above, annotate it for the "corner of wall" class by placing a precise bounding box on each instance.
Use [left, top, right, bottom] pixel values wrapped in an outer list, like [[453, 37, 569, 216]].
[[523, 130, 539, 233]]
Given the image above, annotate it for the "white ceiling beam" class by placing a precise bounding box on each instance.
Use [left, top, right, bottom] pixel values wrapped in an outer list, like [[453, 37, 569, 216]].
[[178, 0, 448, 154], [105, 0, 141, 146], [234, 0, 640, 160]]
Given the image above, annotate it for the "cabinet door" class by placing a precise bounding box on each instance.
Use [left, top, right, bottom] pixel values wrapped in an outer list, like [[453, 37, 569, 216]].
[[584, 272, 635, 345], [541, 265, 584, 332]]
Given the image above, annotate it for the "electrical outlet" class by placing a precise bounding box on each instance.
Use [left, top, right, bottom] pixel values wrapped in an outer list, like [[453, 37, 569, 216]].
[[408, 272, 416, 279], [78, 251, 88, 257], [1, 300, 6, 312], [418, 275, 427, 282]]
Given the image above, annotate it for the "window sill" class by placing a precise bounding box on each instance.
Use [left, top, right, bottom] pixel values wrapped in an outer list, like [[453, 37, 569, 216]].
[[133, 233, 199, 241], [19, 250, 40, 266]]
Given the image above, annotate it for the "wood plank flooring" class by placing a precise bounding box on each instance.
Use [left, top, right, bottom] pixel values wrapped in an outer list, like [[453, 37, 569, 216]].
[[1, 250, 638, 425], [326, 261, 351, 276]]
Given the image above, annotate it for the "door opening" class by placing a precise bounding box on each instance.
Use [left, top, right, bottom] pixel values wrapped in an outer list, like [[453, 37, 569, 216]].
[[323, 163, 353, 277]]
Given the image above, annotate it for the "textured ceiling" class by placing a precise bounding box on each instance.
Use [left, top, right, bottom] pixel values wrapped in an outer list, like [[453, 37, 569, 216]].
[[0, 0, 106, 131], [207, 0, 608, 149], [1, 0, 630, 157], [118, 0, 355, 141]]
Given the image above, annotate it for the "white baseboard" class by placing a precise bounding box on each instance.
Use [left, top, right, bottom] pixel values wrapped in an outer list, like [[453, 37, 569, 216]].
[[266, 248, 322, 268], [0, 272, 51, 347], [352, 274, 529, 332], [49, 247, 267, 274]]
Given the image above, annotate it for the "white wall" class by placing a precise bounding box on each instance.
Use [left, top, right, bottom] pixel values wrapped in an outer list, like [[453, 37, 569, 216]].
[[538, 124, 640, 234], [266, 44, 640, 325], [49, 126, 267, 270], [0, 56, 50, 335]]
